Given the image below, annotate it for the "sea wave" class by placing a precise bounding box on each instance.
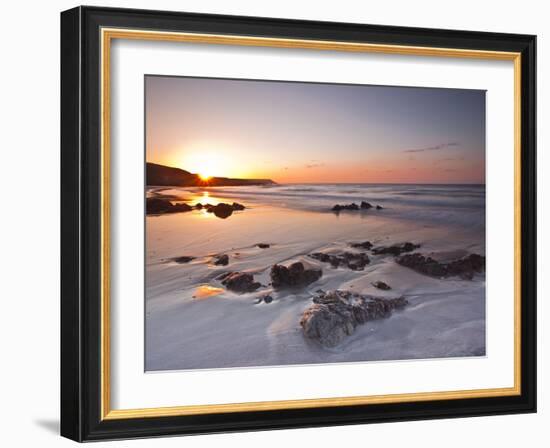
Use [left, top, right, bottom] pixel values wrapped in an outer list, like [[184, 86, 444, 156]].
[[152, 183, 485, 229]]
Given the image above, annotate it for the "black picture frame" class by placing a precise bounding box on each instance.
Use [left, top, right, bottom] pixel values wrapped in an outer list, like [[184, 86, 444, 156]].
[[61, 5, 536, 442]]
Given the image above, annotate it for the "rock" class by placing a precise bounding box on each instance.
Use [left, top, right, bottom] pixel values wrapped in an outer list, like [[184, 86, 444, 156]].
[[396, 253, 485, 280], [221, 272, 261, 293], [372, 280, 391, 290], [300, 290, 408, 347], [309, 251, 370, 271], [173, 203, 193, 212], [254, 294, 273, 304], [360, 201, 373, 209], [349, 241, 373, 250], [204, 202, 246, 219], [372, 242, 420, 256], [212, 203, 234, 219], [332, 203, 360, 211], [213, 254, 229, 266], [270, 262, 322, 289], [147, 197, 171, 214], [172, 256, 195, 264], [257, 243, 270, 249], [332, 202, 377, 212], [146, 197, 192, 215]]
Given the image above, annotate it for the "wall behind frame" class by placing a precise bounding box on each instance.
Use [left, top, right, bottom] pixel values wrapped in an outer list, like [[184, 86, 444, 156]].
[[0, 0, 545, 447]]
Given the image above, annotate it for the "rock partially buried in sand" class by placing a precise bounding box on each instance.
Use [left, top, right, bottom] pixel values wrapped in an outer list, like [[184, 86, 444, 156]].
[[396, 253, 485, 280], [372, 242, 420, 256], [146, 197, 192, 215], [213, 254, 229, 266], [220, 272, 261, 293], [300, 290, 408, 347], [172, 256, 195, 264], [372, 280, 391, 290], [270, 262, 322, 289], [309, 251, 370, 271], [257, 243, 270, 249]]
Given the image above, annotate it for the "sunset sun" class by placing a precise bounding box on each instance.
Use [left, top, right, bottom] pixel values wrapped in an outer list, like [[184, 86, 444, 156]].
[[182, 151, 225, 181]]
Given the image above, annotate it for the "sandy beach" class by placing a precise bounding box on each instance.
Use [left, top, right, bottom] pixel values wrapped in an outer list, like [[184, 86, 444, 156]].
[[145, 183, 486, 371]]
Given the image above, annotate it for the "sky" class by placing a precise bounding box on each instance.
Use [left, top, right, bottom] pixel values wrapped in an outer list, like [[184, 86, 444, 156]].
[[145, 75, 485, 184]]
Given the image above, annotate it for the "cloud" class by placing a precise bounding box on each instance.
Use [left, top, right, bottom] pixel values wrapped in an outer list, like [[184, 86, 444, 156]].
[[403, 142, 459, 153], [444, 168, 457, 172], [305, 162, 324, 169]]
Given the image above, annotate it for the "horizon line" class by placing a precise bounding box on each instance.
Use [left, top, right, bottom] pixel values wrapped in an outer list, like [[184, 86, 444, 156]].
[[146, 161, 485, 185]]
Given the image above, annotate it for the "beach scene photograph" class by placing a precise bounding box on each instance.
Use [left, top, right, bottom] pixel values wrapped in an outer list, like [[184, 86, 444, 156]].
[[145, 75, 486, 372]]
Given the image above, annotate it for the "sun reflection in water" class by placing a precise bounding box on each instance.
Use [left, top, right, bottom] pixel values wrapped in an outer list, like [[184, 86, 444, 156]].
[[186, 190, 233, 219]]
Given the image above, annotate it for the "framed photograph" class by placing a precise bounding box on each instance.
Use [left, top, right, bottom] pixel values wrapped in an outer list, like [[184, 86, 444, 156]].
[[60, 6, 536, 442]]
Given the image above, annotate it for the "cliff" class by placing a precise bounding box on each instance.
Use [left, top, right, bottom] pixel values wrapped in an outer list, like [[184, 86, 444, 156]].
[[146, 162, 275, 187]]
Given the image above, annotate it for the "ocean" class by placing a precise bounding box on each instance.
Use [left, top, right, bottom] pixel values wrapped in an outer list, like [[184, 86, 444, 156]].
[[145, 183, 486, 371]]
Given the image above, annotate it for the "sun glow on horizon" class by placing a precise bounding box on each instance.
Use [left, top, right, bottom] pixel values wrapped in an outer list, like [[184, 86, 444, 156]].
[[173, 147, 261, 180], [180, 151, 225, 180]]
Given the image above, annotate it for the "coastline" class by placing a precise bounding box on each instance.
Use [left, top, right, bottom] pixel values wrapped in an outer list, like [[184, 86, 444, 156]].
[[145, 184, 486, 371]]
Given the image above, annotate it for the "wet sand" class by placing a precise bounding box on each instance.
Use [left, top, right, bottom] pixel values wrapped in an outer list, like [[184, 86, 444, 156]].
[[145, 186, 486, 371]]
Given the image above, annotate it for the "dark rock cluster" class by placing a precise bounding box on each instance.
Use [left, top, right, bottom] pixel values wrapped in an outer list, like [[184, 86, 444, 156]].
[[396, 253, 485, 280], [300, 290, 408, 347], [331, 202, 383, 212], [309, 251, 370, 271], [202, 202, 246, 219], [270, 262, 322, 289], [332, 203, 359, 211], [146, 197, 246, 219], [146, 197, 192, 215], [219, 272, 261, 293]]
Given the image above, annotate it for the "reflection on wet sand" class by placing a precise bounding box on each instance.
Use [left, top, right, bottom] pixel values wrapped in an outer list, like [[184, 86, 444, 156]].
[[192, 285, 225, 299]]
